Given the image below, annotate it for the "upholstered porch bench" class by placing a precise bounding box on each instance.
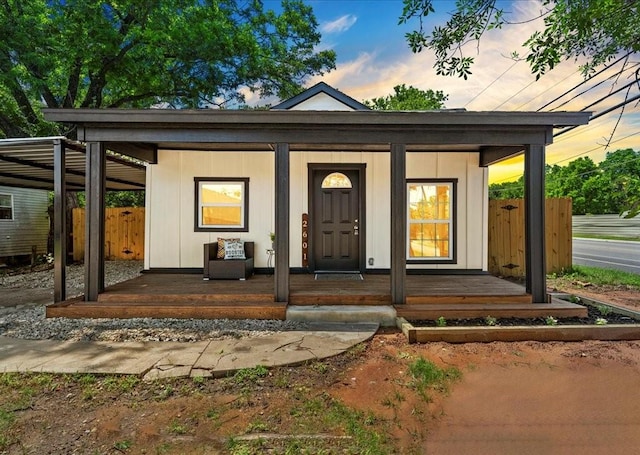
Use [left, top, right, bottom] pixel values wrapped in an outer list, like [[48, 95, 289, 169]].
[[203, 241, 255, 280]]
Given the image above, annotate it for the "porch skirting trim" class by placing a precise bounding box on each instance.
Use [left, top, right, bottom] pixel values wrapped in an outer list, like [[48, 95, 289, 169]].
[[142, 267, 488, 276]]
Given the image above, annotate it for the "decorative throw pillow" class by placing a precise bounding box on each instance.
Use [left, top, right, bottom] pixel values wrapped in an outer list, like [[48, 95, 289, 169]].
[[223, 239, 246, 260], [217, 237, 240, 259]]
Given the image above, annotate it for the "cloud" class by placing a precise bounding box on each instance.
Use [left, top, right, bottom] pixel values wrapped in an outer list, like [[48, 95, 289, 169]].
[[321, 14, 357, 34]]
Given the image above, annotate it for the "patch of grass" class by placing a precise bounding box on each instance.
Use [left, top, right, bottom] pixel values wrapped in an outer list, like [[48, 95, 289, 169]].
[[485, 315, 498, 326], [0, 409, 16, 450], [573, 233, 640, 242], [554, 265, 640, 288], [0, 373, 21, 388], [272, 370, 290, 388], [113, 439, 132, 451], [168, 419, 188, 435], [245, 419, 268, 433], [545, 316, 558, 326], [308, 361, 328, 374], [596, 304, 613, 316], [233, 365, 268, 384], [345, 342, 367, 359], [408, 357, 461, 402], [155, 385, 174, 401], [435, 316, 447, 327], [324, 399, 388, 455], [103, 375, 140, 394]]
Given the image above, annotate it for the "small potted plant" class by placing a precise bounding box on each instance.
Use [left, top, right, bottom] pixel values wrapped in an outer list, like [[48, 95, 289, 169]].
[[269, 232, 275, 250]]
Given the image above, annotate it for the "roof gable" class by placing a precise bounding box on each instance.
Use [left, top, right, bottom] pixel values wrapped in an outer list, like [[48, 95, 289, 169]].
[[271, 82, 370, 111]]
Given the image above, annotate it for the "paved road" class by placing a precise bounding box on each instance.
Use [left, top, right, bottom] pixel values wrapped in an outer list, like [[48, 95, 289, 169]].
[[573, 238, 640, 274], [573, 214, 640, 239]]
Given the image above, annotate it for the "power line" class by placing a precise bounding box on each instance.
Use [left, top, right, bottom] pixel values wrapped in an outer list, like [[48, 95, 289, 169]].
[[464, 60, 519, 108], [536, 53, 634, 111]]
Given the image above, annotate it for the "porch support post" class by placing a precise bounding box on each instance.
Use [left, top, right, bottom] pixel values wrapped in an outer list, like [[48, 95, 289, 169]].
[[53, 139, 67, 303], [390, 143, 407, 304], [524, 144, 547, 303], [85, 141, 106, 301], [274, 142, 290, 302]]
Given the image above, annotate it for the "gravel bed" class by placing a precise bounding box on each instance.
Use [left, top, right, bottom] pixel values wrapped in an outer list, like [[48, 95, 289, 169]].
[[0, 261, 309, 342]]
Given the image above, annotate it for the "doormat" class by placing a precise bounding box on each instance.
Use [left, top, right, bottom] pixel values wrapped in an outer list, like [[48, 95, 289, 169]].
[[314, 273, 364, 281]]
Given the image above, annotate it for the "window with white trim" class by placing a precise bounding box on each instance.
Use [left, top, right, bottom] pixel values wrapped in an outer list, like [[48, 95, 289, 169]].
[[194, 178, 249, 232], [407, 180, 456, 262], [0, 193, 13, 220]]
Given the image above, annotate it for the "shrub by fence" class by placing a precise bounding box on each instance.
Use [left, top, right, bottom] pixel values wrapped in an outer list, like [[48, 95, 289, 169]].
[[488, 198, 572, 277], [72, 207, 144, 261]]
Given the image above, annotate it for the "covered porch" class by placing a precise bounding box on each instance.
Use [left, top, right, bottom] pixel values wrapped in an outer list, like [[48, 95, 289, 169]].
[[37, 107, 592, 322], [45, 273, 586, 320]]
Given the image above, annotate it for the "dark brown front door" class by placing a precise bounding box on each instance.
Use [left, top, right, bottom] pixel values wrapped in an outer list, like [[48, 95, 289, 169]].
[[311, 167, 362, 271]]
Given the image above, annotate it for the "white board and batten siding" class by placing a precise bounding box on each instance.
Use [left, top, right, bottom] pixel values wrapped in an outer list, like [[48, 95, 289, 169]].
[[145, 151, 487, 271], [0, 185, 49, 258]]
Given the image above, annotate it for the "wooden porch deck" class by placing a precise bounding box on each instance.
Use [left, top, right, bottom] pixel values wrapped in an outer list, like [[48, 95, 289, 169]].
[[46, 273, 587, 320]]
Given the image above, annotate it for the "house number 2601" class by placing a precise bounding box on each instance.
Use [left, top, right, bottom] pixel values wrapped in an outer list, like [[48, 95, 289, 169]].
[[302, 213, 309, 267]]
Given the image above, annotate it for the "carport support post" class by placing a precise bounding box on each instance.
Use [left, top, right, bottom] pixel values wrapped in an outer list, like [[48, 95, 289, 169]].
[[390, 143, 407, 304], [274, 143, 290, 302], [53, 139, 66, 302], [85, 142, 106, 301], [524, 144, 547, 303]]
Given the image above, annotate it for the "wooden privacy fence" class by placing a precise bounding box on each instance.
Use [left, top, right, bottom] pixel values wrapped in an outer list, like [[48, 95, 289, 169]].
[[488, 198, 572, 277], [72, 207, 144, 261]]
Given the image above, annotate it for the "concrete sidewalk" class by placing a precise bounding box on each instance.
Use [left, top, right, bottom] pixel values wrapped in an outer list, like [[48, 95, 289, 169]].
[[0, 322, 378, 380]]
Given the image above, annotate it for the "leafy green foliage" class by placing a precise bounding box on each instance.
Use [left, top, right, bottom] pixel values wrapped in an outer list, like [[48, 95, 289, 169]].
[[0, 0, 336, 138], [489, 148, 640, 217], [364, 84, 448, 110], [399, 0, 640, 79]]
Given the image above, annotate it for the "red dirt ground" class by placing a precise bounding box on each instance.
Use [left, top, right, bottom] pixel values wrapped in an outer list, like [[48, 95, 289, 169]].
[[2, 285, 640, 454]]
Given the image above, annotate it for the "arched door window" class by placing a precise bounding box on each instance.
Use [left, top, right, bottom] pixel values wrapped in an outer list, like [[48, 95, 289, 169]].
[[321, 172, 352, 189]]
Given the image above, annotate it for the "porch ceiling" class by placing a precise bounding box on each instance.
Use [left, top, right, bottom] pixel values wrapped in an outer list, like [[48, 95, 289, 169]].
[[0, 137, 146, 191]]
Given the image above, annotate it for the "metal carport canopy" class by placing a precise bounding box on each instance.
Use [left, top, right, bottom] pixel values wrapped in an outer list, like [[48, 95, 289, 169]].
[[0, 136, 146, 191]]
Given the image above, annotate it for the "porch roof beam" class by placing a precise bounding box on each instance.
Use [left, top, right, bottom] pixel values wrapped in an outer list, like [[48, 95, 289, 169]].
[[0, 147, 144, 189], [44, 108, 591, 128], [480, 146, 526, 167], [76, 126, 554, 147]]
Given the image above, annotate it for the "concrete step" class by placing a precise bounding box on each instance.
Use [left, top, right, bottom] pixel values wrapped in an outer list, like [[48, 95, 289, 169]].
[[286, 305, 397, 327]]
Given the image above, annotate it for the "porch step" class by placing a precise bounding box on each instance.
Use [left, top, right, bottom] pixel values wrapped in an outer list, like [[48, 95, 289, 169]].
[[286, 305, 397, 327], [289, 294, 391, 305], [46, 301, 287, 320], [396, 301, 587, 320], [97, 293, 273, 304], [406, 294, 532, 305]]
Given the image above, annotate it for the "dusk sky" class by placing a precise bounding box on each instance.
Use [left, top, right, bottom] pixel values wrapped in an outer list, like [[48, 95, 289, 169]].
[[257, 0, 640, 183]]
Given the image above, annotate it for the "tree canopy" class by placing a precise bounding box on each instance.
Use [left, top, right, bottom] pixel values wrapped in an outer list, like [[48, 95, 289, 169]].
[[489, 148, 640, 217], [0, 0, 336, 138], [364, 84, 448, 110], [399, 0, 640, 80]]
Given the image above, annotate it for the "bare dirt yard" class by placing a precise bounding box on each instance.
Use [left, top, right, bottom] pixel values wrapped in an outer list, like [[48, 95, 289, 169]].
[[1, 270, 640, 454]]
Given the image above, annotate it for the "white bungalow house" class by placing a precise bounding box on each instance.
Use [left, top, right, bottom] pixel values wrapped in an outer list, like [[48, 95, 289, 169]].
[[41, 82, 591, 320]]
